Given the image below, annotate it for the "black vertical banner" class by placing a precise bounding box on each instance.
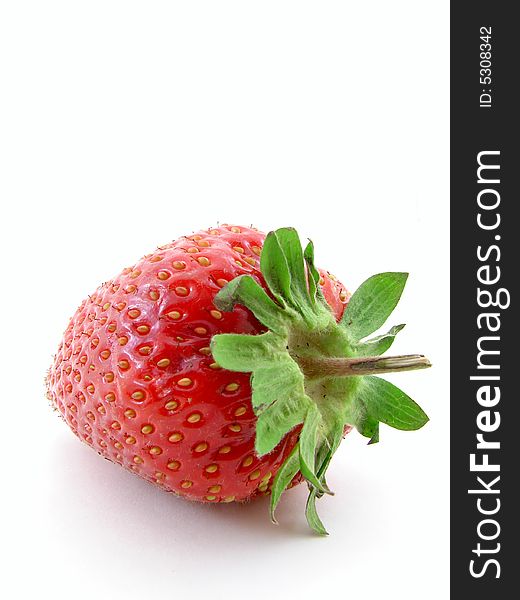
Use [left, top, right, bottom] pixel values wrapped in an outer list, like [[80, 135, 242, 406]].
[[451, 2, 518, 597]]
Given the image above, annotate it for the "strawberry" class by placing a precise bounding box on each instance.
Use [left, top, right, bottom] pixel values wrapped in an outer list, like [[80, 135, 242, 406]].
[[47, 225, 430, 534]]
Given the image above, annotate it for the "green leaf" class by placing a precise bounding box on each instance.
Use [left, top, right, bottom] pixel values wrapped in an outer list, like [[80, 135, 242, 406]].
[[316, 418, 344, 487], [303, 416, 345, 530], [368, 425, 380, 444], [355, 324, 406, 357], [340, 272, 408, 341], [304, 440, 336, 534], [260, 231, 294, 307], [259, 228, 317, 325], [250, 355, 307, 412], [304, 240, 320, 301], [311, 445, 333, 498], [269, 443, 301, 523], [210, 332, 284, 373], [355, 410, 380, 443], [358, 376, 429, 431], [213, 275, 287, 333], [298, 405, 328, 494], [313, 450, 332, 499], [255, 385, 311, 455], [325, 422, 345, 458], [274, 228, 313, 309], [306, 488, 328, 535]]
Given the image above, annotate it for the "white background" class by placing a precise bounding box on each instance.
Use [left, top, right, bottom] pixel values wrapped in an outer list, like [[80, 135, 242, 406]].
[[1, 2, 449, 599]]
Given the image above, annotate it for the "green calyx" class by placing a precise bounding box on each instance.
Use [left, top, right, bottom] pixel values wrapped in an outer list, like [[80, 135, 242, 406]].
[[210, 227, 431, 535]]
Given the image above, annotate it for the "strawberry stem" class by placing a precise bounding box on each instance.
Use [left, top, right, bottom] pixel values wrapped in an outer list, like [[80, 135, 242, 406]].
[[298, 354, 432, 379]]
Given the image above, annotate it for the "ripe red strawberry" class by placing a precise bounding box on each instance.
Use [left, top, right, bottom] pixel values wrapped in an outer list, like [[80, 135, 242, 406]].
[[47, 225, 430, 534]]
